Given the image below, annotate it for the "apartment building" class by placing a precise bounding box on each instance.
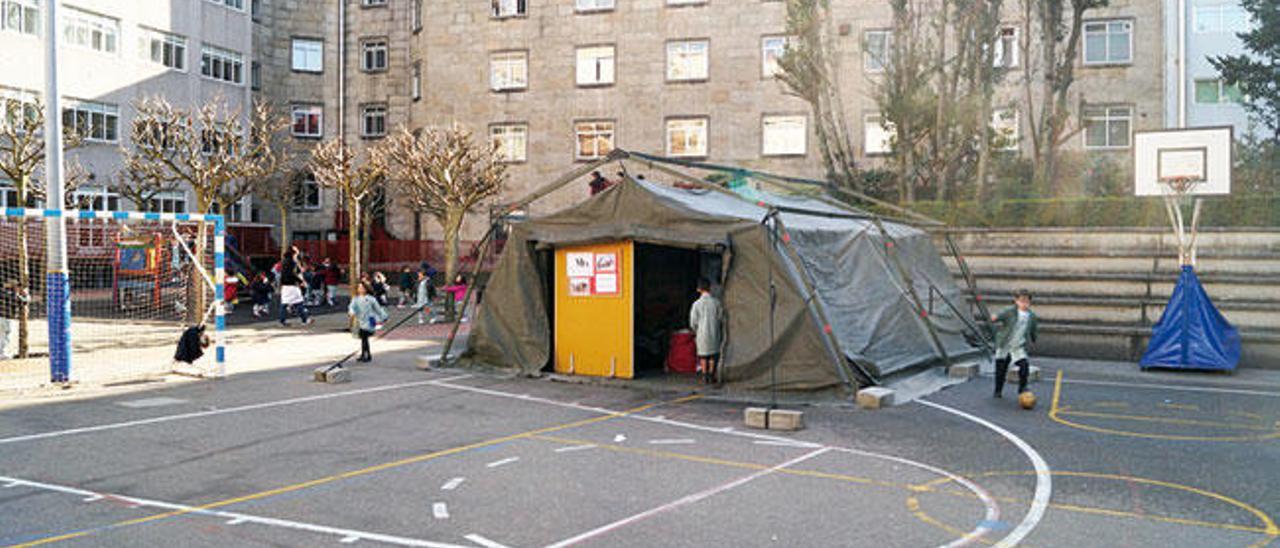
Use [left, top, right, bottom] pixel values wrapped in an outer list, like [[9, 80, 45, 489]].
[[1163, 0, 1258, 137], [0, 0, 254, 218]]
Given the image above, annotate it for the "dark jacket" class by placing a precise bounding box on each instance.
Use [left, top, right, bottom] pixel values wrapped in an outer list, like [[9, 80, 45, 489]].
[[174, 325, 208, 364], [992, 306, 1038, 351], [0, 285, 28, 319], [251, 279, 273, 305], [279, 257, 303, 287], [321, 264, 341, 286]]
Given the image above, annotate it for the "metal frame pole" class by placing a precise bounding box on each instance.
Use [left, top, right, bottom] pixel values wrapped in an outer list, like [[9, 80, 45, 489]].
[[44, 0, 72, 383]]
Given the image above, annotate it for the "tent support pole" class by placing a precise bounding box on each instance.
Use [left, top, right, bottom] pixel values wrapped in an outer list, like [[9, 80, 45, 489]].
[[868, 217, 954, 373], [498, 150, 626, 215], [435, 221, 501, 367]]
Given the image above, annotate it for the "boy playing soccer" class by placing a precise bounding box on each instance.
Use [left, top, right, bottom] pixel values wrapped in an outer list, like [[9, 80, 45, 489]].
[[990, 289, 1039, 398]]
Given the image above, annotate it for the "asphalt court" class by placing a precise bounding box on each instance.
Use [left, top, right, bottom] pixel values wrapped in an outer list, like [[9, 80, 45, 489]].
[[1, 366, 1278, 547]]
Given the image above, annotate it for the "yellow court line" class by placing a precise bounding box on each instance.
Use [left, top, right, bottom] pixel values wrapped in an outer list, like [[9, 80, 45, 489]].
[[1049, 370, 1280, 442], [6, 394, 703, 548], [1056, 410, 1279, 432]]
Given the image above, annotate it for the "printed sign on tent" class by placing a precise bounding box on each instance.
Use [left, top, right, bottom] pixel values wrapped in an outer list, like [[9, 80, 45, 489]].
[[567, 252, 594, 277], [594, 273, 618, 295], [595, 253, 617, 273], [569, 277, 592, 296]]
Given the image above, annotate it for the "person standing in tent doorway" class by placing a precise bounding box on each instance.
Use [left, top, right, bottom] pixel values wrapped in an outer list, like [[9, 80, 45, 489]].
[[689, 278, 723, 384], [991, 289, 1038, 398]]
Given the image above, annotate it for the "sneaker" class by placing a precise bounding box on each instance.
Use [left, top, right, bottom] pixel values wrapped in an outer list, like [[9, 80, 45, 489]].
[[302, 318, 314, 325], [279, 320, 288, 327]]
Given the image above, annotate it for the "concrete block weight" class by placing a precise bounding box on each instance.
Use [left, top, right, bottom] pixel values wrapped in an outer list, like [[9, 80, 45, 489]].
[[949, 362, 979, 379], [856, 387, 895, 409], [744, 407, 768, 429], [314, 365, 351, 384], [768, 409, 804, 431]]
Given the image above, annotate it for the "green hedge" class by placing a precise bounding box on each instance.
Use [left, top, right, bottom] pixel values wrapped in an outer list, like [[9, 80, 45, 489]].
[[905, 195, 1280, 228]]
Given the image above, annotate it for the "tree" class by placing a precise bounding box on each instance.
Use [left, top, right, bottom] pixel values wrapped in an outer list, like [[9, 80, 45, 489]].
[[125, 96, 282, 321], [252, 105, 305, 250], [0, 98, 84, 358], [380, 125, 507, 282], [1019, 0, 1108, 190], [1210, 0, 1280, 142], [308, 139, 387, 295], [777, 0, 861, 192]]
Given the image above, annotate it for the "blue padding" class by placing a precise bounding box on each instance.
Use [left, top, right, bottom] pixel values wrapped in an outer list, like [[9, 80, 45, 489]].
[[43, 209, 62, 217], [5, 208, 25, 217], [78, 210, 96, 219], [177, 214, 191, 221], [1141, 265, 1241, 371], [214, 253, 225, 270], [216, 346, 225, 363], [216, 315, 226, 331], [144, 212, 161, 221], [46, 272, 72, 382], [113, 211, 130, 220]]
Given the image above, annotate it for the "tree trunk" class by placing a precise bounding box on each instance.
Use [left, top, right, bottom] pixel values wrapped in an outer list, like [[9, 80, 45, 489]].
[[441, 207, 464, 284], [277, 205, 291, 251], [360, 205, 372, 272], [191, 195, 212, 325], [15, 213, 30, 359], [347, 200, 361, 297]]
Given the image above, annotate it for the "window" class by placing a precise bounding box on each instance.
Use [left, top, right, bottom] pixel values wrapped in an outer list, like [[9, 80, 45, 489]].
[[412, 62, 422, 101], [575, 120, 615, 160], [362, 0, 387, 6], [63, 7, 119, 54], [214, 196, 252, 222], [139, 29, 187, 71], [361, 38, 388, 71], [1083, 20, 1132, 65], [666, 117, 708, 157], [70, 187, 121, 212], [1082, 105, 1132, 149], [576, 0, 614, 11], [761, 35, 791, 78], [295, 175, 322, 211], [1194, 79, 1243, 104], [762, 115, 806, 156], [251, 0, 260, 19], [994, 27, 1018, 69], [1193, 4, 1250, 33], [490, 123, 528, 163], [1, 0, 41, 37], [666, 40, 709, 82], [251, 61, 261, 90], [492, 0, 526, 18], [863, 114, 895, 155], [1, 87, 39, 132], [207, 0, 244, 11], [291, 105, 323, 138], [62, 101, 119, 143], [362, 104, 387, 138], [0, 179, 22, 208], [864, 30, 891, 73], [147, 192, 188, 214], [991, 108, 1019, 151], [201, 129, 238, 155], [576, 45, 615, 86], [201, 44, 244, 84], [490, 51, 528, 91], [291, 38, 323, 72], [668, 0, 706, 5], [413, 0, 423, 31]]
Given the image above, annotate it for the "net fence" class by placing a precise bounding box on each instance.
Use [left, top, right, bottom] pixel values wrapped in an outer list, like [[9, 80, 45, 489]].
[[0, 214, 217, 382]]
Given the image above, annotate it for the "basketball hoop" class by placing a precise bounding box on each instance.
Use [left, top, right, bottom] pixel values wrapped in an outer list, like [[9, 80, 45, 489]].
[[1158, 175, 1204, 196], [1136, 128, 1233, 269]]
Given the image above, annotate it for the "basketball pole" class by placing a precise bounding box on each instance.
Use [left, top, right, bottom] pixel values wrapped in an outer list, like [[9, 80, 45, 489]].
[[43, 0, 72, 384]]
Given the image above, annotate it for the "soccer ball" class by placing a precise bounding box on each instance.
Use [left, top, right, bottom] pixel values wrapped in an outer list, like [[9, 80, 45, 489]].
[[1018, 391, 1036, 410]]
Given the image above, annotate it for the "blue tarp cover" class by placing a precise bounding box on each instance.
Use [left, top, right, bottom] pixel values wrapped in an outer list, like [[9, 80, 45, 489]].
[[1140, 265, 1240, 371]]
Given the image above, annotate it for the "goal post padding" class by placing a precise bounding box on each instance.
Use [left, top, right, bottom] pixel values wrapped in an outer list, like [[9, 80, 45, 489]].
[[0, 208, 226, 379]]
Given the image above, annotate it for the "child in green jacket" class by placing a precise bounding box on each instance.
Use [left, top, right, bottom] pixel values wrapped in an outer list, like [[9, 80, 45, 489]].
[[990, 289, 1038, 398]]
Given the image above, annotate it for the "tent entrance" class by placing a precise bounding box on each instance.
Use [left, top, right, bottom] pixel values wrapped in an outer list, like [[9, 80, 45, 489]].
[[633, 243, 722, 379]]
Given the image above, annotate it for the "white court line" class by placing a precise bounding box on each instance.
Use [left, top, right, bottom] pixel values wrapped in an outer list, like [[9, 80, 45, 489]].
[[0, 375, 473, 446], [647, 439, 695, 445], [433, 502, 450, 519], [465, 533, 511, 548], [553, 444, 596, 453], [545, 448, 830, 548], [1062, 377, 1280, 397], [916, 400, 1050, 548], [441, 477, 466, 491], [0, 475, 471, 548], [486, 457, 519, 468], [752, 440, 814, 448]]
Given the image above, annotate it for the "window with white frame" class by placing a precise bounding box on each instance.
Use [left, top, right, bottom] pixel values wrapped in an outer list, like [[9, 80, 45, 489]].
[[1194, 79, 1243, 104], [576, 45, 615, 86], [291, 105, 322, 138], [0, 178, 21, 208], [576, 0, 614, 11], [413, 0, 423, 31], [361, 104, 387, 138], [292, 38, 323, 72], [761, 35, 791, 78], [994, 26, 1018, 68], [668, 0, 706, 5], [1, 0, 41, 36], [490, 51, 528, 91], [207, 0, 244, 11], [575, 120, 614, 160], [666, 40, 708, 81], [1083, 20, 1132, 65], [63, 7, 119, 54], [214, 196, 251, 222], [362, 0, 387, 6], [70, 187, 120, 211], [1082, 105, 1132, 149], [201, 129, 238, 155], [139, 29, 186, 71], [251, 61, 261, 89], [991, 108, 1019, 151], [412, 62, 422, 100], [201, 44, 244, 84], [295, 174, 321, 210], [62, 101, 119, 143], [492, 0, 526, 18], [1193, 4, 1250, 33], [147, 191, 188, 214], [863, 114, 895, 155], [490, 123, 528, 163], [361, 38, 388, 71], [864, 30, 891, 73], [762, 114, 806, 156], [666, 117, 708, 157], [1, 87, 38, 131]]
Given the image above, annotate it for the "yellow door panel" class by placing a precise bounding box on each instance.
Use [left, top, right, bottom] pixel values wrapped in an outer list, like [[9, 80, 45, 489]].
[[554, 241, 633, 378]]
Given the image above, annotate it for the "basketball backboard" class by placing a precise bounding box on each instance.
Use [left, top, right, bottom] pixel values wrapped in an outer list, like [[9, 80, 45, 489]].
[[1133, 126, 1232, 196]]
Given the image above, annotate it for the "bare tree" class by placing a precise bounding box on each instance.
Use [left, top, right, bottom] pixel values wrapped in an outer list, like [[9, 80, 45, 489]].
[[252, 104, 305, 250], [777, 0, 861, 192], [379, 125, 506, 282], [308, 139, 386, 294], [125, 96, 282, 321], [1019, 0, 1108, 190], [0, 98, 84, 358], [110, 165, 179, 212]]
